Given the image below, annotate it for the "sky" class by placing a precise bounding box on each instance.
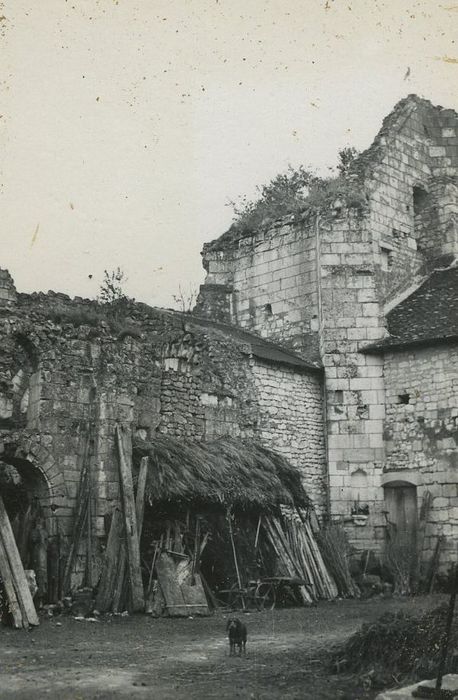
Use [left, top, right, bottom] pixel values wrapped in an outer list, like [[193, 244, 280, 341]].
[[1, 0, 457, 308]]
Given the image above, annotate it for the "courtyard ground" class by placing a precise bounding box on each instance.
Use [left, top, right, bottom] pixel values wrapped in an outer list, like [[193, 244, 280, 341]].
[[0, 595, 445, 700]]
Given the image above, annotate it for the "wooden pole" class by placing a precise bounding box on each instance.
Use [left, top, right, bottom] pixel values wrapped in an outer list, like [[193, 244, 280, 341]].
[[135, 457, 148, 538], [227, 508, 245, 610], [147, 542, 159, 597], [115, 425, 144, 612], [86, 486, 93, 588], [112, 454, 149, 612], [95, 508, 122, 612], [254, 515, 262, 551]]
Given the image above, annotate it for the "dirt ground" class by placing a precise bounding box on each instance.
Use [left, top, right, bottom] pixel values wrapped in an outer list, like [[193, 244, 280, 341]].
[[0, 595, 445, 700]]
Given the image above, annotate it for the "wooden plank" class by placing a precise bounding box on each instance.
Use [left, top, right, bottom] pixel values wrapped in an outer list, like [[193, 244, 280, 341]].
[[0, 494, 39, 627], [0, 532, 23, 628], [110, 457, 148, 613], [111, 543, 127, 612], [95, 508, 123, 612], [176, 558, 210, 616], [115, 425, 144, 612], [155, 552, 188, 616], [135, 457, 148, 538]]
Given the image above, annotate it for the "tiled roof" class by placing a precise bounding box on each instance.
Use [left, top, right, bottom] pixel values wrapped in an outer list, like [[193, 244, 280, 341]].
[[188, 315, 322, 372], [364, 265, 458, 352]]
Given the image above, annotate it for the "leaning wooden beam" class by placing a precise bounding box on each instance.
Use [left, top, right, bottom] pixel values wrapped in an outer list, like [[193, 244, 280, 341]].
[[0, 533, 23, 628], [136, 457, 148, 538], [112, 456, 149, 612], [115, 425, 144, 612], [0, 494, 39, 627], [95, 508, 123, 613], [111, 543, 127, 612]]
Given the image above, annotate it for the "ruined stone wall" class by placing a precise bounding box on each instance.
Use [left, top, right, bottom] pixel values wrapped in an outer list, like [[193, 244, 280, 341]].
[[383, 343, 458, 567], [0, 286, 327, 579], [362, 98, 458, 303], [321, 98, 458, 554], [252, 360, 326, 513], [198, 218, 320, 355], [194, 95, 458, 560]]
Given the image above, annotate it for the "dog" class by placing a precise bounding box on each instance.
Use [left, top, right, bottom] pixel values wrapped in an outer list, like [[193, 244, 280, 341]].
[[226, 617, 247, 656]]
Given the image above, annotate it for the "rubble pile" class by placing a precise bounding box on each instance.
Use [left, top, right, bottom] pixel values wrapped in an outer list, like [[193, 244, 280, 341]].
[[332, 605, 458, 683]]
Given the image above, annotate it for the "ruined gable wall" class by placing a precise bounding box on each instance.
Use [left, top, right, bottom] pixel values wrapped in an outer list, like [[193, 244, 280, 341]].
[[383, 343, 458, 568], [198, 219, 320, 354], [362, 98, 458, 303], [322, 97, 458, 554]]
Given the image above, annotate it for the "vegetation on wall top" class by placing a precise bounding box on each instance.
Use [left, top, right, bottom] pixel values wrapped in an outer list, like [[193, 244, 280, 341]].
[[208, 147, 367, 250]]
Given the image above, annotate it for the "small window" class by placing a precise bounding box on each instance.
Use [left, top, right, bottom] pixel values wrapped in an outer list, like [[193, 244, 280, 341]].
[[398, 393, 410, 405], [264, 303, 273, 316], [380, 247, 393, 272], [334, 390, 344, 404]]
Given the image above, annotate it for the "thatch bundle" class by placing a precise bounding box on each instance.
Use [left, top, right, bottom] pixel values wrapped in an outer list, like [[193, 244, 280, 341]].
[[133, 435, 310, 511]]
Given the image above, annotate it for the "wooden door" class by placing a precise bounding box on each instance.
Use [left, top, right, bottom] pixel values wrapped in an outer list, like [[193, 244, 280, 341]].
[[384, 484, 417, 544]]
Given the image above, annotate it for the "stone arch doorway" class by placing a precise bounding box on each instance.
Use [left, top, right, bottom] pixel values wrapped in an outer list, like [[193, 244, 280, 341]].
[[0, 455, 54, 564], [0, 440, 64, 605]]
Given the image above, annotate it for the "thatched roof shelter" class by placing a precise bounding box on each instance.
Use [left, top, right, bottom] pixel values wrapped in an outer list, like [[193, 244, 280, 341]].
[[133, 436, 310, 511]]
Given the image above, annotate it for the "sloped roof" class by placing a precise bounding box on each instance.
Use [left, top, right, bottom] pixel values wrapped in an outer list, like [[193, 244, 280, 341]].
[[187, 315, 322, 371], [364, 265, 458, 352], [133, 435, 311, 510]]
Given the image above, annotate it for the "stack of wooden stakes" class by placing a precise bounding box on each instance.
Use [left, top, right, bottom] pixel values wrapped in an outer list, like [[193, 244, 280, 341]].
[[95, 425, 146, 613], [317, 522, 360, 598], [0, 493, 39, 628], [262, 510, 338, 603], [62, 425, 94, 594]]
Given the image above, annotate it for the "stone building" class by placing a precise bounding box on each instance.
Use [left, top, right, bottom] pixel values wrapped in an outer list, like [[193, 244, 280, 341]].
[[0, 272, 325, 586], [0, 94, 456, 585], [196, 95, 458, 568]]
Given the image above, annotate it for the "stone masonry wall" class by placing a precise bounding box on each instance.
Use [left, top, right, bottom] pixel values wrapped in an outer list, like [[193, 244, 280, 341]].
[[318, 209, 387, 551], [383, 343, 458, 568], [0, 284, 327, 585], [362, 97, 458, 303], [198, 217, 320, 355], [322, 97, 457, 554], [252, 360, 327, 513]]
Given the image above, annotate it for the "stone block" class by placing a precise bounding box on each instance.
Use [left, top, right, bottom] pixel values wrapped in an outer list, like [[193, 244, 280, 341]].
[[369, 433, 384, 448]]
